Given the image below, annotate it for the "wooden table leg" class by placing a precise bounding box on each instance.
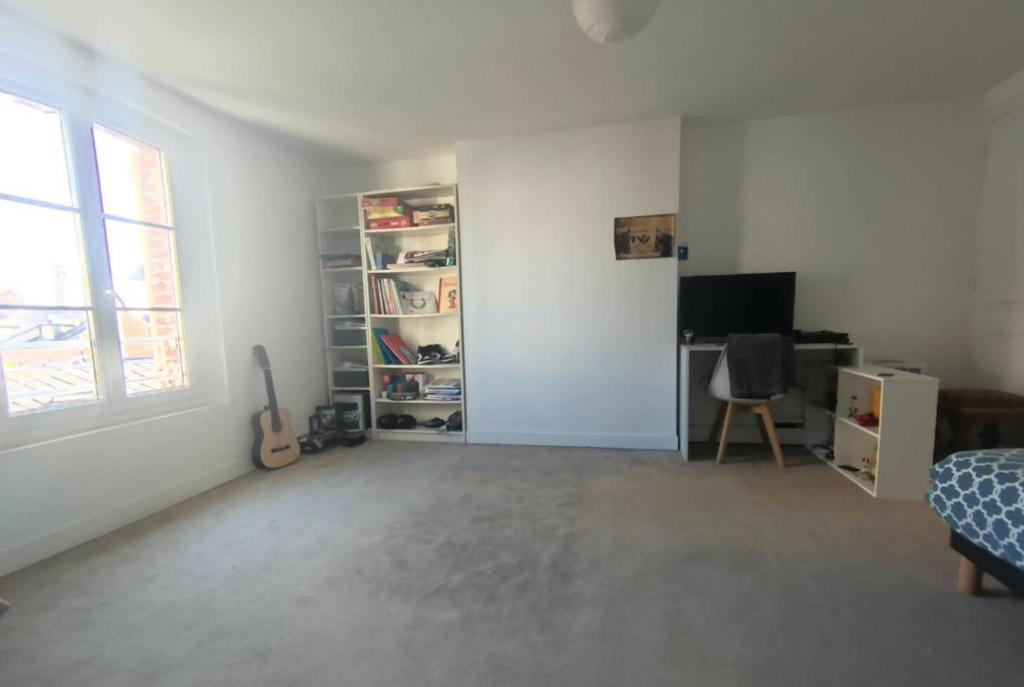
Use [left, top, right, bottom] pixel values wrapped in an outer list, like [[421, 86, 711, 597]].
[[957, 556, 983, 595]]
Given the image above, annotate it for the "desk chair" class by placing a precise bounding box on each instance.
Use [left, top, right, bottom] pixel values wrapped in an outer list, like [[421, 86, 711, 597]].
[[707, 347, 786, 468]]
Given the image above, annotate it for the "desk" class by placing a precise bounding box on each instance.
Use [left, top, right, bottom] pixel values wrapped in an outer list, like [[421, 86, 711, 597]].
[[678, 343, 863, 460]]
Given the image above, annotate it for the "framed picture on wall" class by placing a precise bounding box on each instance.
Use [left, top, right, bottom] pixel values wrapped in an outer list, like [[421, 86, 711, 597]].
[[614, 214, 676, 260]]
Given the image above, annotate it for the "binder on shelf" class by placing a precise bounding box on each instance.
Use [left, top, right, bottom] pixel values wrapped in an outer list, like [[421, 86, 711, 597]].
[[381, 334, 416, 365], [372, 328, 399, 365]]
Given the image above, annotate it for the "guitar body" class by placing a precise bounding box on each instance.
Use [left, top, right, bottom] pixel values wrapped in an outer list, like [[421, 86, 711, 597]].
[[252, 407, 300, 469], [251, 344, 301, 470]]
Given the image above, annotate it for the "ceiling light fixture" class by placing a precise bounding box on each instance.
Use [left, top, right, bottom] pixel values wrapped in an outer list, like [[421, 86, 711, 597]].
[[573, 0, 660, 44]]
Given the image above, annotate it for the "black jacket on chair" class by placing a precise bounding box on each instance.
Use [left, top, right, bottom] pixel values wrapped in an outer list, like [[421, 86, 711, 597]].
[[725, 333, 793, 399]]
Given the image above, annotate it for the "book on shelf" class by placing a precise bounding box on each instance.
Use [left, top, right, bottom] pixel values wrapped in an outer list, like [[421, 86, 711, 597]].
[[369, 331, 384, 364], [384, 264, 436, 271], [437, 276, 459, 313], [371, 275, 426, 315], [363, 238, 377, 270], [381, 334, 416, 364], [371, 328, 399, 364], [397, 249, 448, 265]]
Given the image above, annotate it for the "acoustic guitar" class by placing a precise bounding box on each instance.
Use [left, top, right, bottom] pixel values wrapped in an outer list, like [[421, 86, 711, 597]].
[[252, 345, 301, 469]]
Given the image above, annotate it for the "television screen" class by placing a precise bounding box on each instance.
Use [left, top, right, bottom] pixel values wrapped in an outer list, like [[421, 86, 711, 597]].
[[679, 272, 796, 340]]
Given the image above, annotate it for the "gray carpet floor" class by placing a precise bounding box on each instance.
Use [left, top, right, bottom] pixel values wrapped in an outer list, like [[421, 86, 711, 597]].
[[0, 441, 1021, 687]]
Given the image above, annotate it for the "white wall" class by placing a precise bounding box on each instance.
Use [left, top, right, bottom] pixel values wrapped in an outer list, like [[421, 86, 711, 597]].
[[972, 72, 1024, 394], [456, 118, 681, 449], [321, 153, 456, 196], [680, 100, 985, 385], [0, 13, 339, 576]]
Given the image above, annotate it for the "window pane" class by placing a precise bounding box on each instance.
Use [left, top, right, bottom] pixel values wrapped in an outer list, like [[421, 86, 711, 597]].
[[0, 200, 90, 307], [93, 125, 171, 225], [0, 309, 99, 414], [116, 310, 187, 395], [0, 91, 73, 206], [105, 220, 180, 308]]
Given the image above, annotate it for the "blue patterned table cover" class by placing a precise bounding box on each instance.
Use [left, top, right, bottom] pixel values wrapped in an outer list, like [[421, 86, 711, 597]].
[[927, 449, 1024, 570]]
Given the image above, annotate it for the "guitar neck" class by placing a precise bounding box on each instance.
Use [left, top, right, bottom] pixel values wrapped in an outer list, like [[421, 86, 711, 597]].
[[263, 367, 282, 432]]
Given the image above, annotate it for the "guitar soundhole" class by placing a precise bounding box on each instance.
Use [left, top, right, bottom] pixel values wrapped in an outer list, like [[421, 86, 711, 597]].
[[270, 444, 293, 453]]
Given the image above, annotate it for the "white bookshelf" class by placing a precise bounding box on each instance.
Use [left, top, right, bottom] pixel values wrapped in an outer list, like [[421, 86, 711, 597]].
[[825, 366, 938, 498], [315, 186, 466, 441]]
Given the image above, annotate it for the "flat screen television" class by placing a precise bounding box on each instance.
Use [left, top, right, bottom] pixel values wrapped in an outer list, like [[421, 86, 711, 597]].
[[679, 272, 796, 340]]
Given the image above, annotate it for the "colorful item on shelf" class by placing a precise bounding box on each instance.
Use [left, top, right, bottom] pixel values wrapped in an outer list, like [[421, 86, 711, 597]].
[[437, 276, 458, 313], [364, 205, 410, 220], [381, 373, 421, 400], [368, 216, 412, 230], [371, 275, 417, 314], [396, 248, 448, 267], [412, 204, 454, 226], [855, 412, 879, 428], [361, 196, 400, 208]]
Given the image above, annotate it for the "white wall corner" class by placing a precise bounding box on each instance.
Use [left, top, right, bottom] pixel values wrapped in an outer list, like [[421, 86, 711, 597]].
[[984, 67, 1024, 121]]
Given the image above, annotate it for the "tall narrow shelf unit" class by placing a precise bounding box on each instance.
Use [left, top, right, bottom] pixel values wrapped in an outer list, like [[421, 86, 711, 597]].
[[316, 184, 465, 443], [315, 193, 372, 426]]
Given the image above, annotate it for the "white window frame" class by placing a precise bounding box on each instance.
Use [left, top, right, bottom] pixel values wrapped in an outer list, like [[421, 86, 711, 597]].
[[0, 61, 227, 451]]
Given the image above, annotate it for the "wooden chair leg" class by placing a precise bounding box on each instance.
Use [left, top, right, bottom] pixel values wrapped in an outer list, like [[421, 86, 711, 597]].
[[753, 405, 785, 468], [716, 402, 735, 464], [957, 557, 983, 596], [756, 411, 770, 445], [708, 402, 728, 443]]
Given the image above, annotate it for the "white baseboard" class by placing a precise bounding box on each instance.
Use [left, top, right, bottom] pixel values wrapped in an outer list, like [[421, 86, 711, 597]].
[[0, 461, 249, 578], [467, 430, 678, 451]]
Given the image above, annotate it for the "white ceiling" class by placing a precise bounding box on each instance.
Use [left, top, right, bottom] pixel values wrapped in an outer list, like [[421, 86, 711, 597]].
[[5, 0, 1024, 162]]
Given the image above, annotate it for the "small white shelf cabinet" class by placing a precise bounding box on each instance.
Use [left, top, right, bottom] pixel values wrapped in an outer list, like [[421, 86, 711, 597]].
[[315, 184, 465, 443], [827, 366, 938, 499]]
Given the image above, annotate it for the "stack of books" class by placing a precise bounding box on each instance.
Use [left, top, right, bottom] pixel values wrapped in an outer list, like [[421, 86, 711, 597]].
[[423, 378, 461, 402], [369, 275, 442, 316], [390, 249, 448, 268], [370, 276, 407, 314]]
